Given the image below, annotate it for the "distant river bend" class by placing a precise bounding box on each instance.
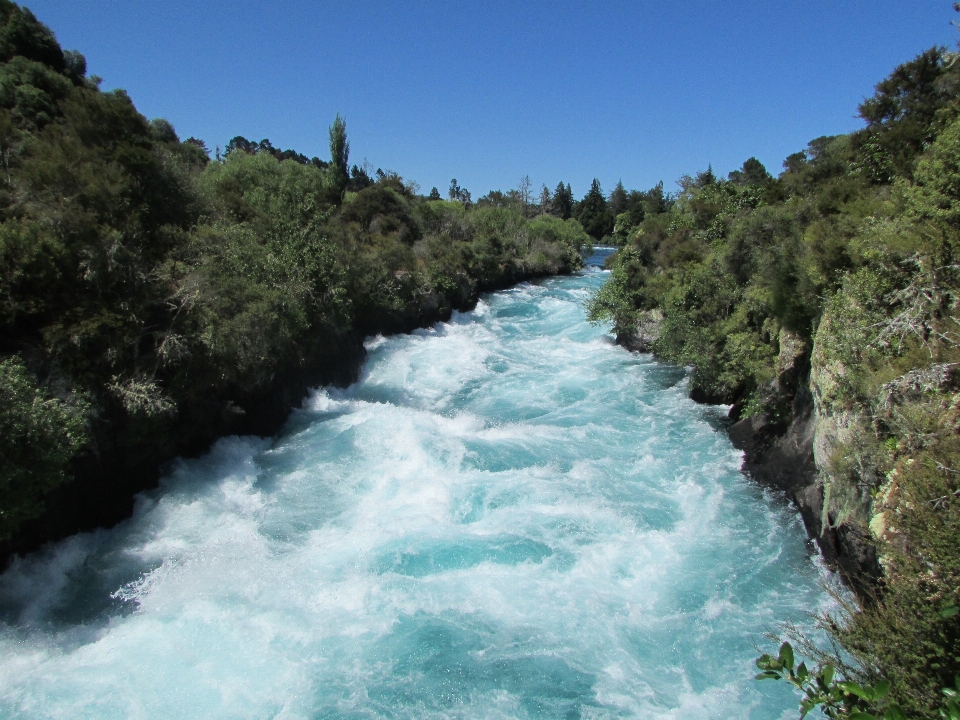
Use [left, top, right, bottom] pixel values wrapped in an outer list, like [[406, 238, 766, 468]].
[[0, 249, 832, 719]]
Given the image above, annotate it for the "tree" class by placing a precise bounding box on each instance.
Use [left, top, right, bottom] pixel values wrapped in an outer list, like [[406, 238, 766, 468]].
[[0, 356, 88, 541], [329, 113, 349, 201], [348, 163, 373, 191], [854, 47, 959, 181], [428, 186, 441, 200], [448, 178, 471, 204], [477, 189, 520, 208], [907, 115, 960, 228], [149, 118, 178, 144], [728, 157, 772, 186], [695, 165, 717, 187], [224, 135, 257, 156], [577, 178, 613, 241], [552, 181, 573, 219], [637, 181, 669, 216], [518, 174, 532, 216], [538, 184, 552, 215], [0, 1, 67, 72], [609, 180, 628, 216]]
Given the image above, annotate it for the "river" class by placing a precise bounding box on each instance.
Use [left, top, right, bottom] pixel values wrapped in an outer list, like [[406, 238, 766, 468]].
[[0, 249, 834, 719]]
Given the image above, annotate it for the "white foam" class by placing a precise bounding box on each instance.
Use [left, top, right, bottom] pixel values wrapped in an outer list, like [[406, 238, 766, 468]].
[[0, 272, 835, 719]]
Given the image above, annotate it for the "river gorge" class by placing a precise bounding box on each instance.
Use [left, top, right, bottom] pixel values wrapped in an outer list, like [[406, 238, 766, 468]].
[[0, 251, 835, 719]]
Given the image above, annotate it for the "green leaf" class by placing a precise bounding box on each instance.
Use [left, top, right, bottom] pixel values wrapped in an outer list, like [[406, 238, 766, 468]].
[[756, 654, 783, 671], [942, 605, 959, 618], [873, 680, 891, 699], [839, 681, 871, 699], [779, 642, 794, 672], [883, 704, 907, 720], [821, 664, 835, 687], [797, 661, 808, 681], [848, 713, 877, 720], [755, 672, 781, 681]]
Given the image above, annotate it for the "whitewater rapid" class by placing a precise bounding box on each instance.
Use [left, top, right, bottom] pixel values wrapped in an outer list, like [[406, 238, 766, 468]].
[[0, 251, 833, 719]]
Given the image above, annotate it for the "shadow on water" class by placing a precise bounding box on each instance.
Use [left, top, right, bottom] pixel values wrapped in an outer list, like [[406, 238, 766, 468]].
[[701, 405, 735, 433], [637, 363, 687, 391], [0, 536, 151, 631]]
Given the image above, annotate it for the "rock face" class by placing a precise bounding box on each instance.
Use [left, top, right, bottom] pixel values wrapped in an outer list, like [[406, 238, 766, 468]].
[[728, 380, 881, 598], [616, 309, 663, 353], [677, 326, 882, 598]]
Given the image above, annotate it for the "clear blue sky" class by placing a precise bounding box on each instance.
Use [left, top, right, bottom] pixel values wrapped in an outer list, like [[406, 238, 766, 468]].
[[24, 1, 960, 200]]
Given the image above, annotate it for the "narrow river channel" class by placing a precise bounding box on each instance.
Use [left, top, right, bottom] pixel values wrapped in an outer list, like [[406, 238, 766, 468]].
[[0, 250, 834, 719]]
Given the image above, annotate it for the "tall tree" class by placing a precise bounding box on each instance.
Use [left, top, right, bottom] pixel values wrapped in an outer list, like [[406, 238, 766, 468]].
[[695, 165, 716, 187], [225, 135, 257, 156], [854, 46, 959, 181], [538, 184, 552, 215], [609, 180, 628, 215], [641, 181, 668, 215], [577, 178, 613, 241], [517, 175, 532, 216], [552, 181, 573, 219], [329, 114, 349, 201]]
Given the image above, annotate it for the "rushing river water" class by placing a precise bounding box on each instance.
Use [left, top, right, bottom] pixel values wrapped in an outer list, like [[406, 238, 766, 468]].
[[0, 250, 834, 719]]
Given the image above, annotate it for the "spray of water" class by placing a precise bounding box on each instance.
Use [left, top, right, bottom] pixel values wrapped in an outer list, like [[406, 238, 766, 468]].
[[0, 252, 834, 719]]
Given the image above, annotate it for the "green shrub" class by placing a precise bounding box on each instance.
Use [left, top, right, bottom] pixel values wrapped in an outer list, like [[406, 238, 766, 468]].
[[0, 356, 87, 540]]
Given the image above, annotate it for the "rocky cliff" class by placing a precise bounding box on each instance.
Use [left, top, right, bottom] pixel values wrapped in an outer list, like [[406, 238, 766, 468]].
[[619, 319, 883, 599]]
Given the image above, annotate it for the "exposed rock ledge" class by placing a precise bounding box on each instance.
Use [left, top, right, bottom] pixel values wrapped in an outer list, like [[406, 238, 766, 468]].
[[727, 382, 881, 599], [617, 324, 882, 599], [615, 309, 663, 353]]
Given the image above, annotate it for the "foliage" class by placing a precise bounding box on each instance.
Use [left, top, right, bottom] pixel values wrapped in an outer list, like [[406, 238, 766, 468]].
[[328, 113, 349, 200], [0, 1, 588, 548], [755, 642, 906, 719], [588, 32, 960, 718], [0, 356, 87, 540], [577, 178, 613, 242], [552, 181, 573, 220]]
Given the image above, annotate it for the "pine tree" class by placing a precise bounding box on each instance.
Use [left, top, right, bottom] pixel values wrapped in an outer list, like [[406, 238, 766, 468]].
[[609, 180, 628, 215], [577, 178, 613, 241], [552, 181, 573, 219]]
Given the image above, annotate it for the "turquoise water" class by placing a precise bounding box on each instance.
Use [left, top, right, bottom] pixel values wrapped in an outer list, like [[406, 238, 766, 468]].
[[0, 251, 833, 719]]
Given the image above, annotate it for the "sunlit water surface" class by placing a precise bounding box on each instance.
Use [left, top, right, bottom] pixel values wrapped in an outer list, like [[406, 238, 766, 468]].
[[0, 250, 834, 719]]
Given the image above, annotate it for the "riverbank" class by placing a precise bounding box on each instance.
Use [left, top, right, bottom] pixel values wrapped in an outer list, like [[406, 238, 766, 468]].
[[1, 264, 580, 568], [616, 324, 882, 598], [0, 254, 829, 719]]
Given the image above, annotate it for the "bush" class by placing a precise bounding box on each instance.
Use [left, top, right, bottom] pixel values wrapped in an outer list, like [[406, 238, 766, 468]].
[[0, 356, 87, 540]]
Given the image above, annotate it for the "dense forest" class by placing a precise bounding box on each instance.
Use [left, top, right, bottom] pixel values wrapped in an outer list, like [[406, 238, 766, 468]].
[[588, 34, 960, 720], [0, 1, 590, 557]]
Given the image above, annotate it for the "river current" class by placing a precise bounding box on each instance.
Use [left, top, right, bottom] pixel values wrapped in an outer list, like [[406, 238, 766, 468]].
[[0, 250, 833, 719]]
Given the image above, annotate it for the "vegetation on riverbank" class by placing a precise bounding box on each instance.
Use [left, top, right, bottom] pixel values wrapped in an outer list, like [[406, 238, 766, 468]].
[[587, 30, 960, 719], [0, 0, 589, 548], [2, 0, 957, 715]]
